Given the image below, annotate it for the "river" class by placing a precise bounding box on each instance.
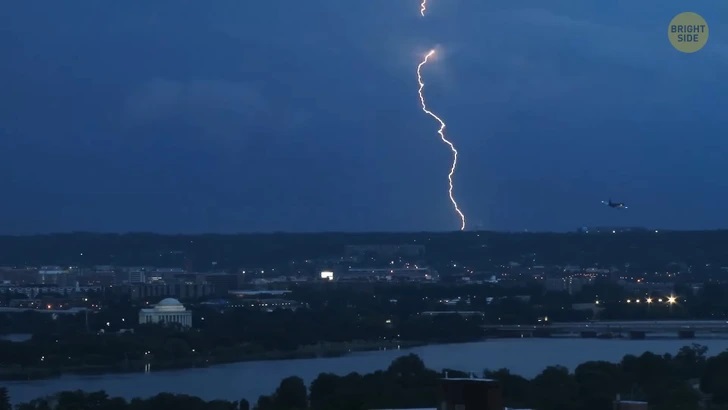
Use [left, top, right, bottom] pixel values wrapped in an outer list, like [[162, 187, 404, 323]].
[[6, 337, 728, 405]]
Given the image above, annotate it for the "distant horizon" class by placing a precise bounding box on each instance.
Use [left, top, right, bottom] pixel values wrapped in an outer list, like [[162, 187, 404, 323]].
[[2, 227, 725, 237]]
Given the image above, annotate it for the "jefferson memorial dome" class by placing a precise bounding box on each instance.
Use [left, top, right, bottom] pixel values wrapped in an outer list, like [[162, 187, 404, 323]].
[[139, 297, 192, 327]]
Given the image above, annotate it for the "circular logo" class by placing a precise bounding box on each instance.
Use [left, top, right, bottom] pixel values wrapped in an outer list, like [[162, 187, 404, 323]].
[[668, 12, 709, 53]]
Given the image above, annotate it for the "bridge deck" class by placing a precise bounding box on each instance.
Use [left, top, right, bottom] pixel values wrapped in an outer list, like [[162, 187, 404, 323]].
[[482, 320, 728, 332]]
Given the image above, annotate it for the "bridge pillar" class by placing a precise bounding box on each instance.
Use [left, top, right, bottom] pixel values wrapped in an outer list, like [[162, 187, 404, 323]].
[[629, 331, 646, 340], [678, 330, 695, 339], [580, 331, 597, 338]]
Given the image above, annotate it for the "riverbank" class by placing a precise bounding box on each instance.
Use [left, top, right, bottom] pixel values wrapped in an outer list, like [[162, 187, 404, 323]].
[[8, 337, 727, 406], [0, 339, 427, 381]]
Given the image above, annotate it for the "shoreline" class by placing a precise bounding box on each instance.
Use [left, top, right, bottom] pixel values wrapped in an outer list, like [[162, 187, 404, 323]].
[[7, 337, 725, 407], [5, 332, 722, 382], [0, 339, 434, 382]]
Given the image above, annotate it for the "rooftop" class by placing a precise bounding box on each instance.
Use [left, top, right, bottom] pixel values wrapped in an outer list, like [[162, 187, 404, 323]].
[[140, 298, 188, 313], [157, 297, 182, 306], [441, 377, 496, 382], [441, 373, 495, 382]]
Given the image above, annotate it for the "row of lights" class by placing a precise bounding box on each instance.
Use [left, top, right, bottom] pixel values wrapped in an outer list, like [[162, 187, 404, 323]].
[[595, 296, 678, 305], [626, 296, 677, 304]]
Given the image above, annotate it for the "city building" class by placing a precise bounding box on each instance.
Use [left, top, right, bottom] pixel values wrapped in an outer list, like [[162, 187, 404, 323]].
[[544, 276, 593, 294], [122, 283, 215, 300], [421, 311, 485, 317], [128, 270, 146, 284], [622, 281, 674, 294], [76, 270, 115, 287], [229, 290, 292, 297], [228, 298, 304, 312], [0, 267, 40, 284], [203, 272, 244, 295], [339, 267, 437, 282], [0, 284, 102, 298], [345, 244, 426, 258], [38, 266, 69, 285], [138, 297, 192, 327]]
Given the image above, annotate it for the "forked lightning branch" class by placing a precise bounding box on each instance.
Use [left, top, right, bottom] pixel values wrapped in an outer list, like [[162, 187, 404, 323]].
[[417, 0, 467, 231]]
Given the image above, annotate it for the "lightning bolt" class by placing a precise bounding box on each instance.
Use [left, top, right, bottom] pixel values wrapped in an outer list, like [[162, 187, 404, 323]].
[[420, 0, 427, 16], [417, 49, 466, 231]]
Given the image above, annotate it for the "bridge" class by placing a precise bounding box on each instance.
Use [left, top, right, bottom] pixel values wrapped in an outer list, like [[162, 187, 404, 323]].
[[482, 320, 728, 339]]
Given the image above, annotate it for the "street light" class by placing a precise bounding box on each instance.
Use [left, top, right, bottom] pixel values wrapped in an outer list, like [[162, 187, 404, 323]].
[[646, 298, 653, 303]]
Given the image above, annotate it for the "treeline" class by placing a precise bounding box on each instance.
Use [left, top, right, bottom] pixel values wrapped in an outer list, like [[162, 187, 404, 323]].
[[2, 390, 249, 410], [3, 230, 728, 271], [0, 306, 483, 380], [5, 344, 728, 410], [254, 345, 728, 410]]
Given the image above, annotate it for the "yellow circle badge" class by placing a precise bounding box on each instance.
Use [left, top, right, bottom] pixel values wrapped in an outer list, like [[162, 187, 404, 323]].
[[668, 12, 709, 53]]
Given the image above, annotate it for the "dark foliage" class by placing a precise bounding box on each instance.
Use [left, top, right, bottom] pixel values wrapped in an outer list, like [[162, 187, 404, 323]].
[[10, 344, 728, 410]]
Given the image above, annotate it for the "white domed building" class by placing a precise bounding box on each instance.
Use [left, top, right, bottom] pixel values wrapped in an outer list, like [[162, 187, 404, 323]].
[[139, 298, 192, 327]]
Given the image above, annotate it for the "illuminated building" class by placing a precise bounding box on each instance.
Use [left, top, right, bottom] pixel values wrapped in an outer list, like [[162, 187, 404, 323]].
[[138, 298, 192, 327]]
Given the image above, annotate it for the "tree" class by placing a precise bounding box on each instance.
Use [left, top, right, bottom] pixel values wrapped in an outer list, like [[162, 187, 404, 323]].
[[387, 354, 426, 378], [207, 400, 238, 410], [0, 388, 10, 410], [256, 395, 274, 410], [574, 361, 623, 410], [701, 352, 728, 404], [272, 376, 308, 410], [653, 383, 701, 410], [309, 373, 339, 410], [17, 398, 52, 410], [484, 369, 531, 409], [530, 366, 578, 410], [674, 344, 709, 380], [10, 345, 728, 410]]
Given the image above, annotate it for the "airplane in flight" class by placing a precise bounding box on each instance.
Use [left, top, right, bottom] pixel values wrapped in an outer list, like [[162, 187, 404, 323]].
[[602, 199, 627, 209]]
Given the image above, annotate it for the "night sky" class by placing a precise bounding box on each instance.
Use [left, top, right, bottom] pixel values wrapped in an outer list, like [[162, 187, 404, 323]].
[[2, 1, 727, 234]]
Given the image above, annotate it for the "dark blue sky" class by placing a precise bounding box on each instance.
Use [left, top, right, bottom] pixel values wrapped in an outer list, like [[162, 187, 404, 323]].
[[1, 1, 727, 234]]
